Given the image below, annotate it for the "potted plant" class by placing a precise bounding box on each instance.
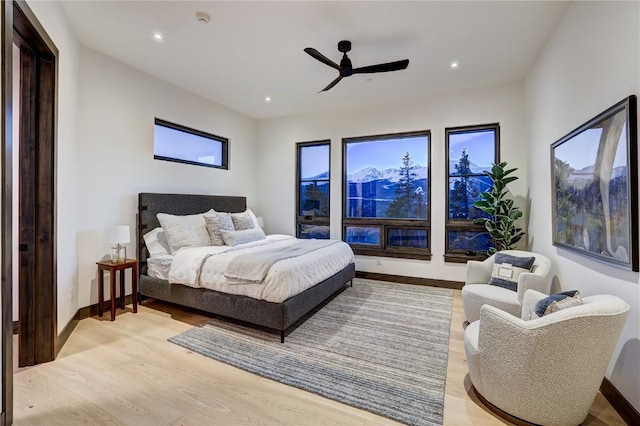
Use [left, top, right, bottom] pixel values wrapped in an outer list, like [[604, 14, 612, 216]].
[[473, 162, 525, 255]]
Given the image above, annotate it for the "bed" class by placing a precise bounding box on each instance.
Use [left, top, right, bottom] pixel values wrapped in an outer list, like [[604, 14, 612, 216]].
[[137, 192, 356, 342]]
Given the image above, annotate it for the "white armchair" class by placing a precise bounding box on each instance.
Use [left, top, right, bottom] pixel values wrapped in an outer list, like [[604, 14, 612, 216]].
[[462, 250, 551, 322], [464, 289, 629, 426]]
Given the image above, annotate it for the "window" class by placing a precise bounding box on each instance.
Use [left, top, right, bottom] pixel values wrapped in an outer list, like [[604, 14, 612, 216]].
[[343, 131, 430, 259], [154, 118, 228, 169], [296, 141, 330, 239], [445, 123, 499, 262]]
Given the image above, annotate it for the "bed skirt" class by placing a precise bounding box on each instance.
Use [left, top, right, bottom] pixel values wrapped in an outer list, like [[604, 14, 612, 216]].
[[140, 263, 355, 340]]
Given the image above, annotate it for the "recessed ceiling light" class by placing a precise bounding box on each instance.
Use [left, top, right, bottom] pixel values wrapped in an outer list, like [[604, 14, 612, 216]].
[[450, 61, 459, 69], [265, 96, 271, 103], [153, 32, 164, 41]]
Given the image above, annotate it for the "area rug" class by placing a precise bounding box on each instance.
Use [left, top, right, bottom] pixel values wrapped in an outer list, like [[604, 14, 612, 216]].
[[168, 278, 453, 425]]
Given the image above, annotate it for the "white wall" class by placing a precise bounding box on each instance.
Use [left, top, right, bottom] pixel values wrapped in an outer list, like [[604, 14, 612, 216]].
[[76, 47, 259, 309], [27, 0, 81, 332], [525, 1, 639, 411], [257, 82, 527, 282]]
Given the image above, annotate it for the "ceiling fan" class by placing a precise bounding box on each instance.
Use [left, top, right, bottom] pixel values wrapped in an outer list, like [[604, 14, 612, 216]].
[[304, 40, 410, 92]]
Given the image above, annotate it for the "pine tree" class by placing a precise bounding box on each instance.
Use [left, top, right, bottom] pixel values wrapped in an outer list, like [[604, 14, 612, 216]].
[[450, 148, 472, 219], [386, 152, 421, 218], [302, 181, 329, 216]]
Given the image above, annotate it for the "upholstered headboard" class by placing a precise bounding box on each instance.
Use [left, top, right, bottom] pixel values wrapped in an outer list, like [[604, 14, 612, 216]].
[[137, 193, 247, 274]]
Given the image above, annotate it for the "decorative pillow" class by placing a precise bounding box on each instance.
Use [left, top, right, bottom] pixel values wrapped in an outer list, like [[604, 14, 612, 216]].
[[220, 227, 266, 246], [157, 210, 213, 254], [489, 253, 536, 292], [231, 208, 260, 231], [204, 212, 235, 246], [528, 290, 582, 319], [143, 227, 171, 257]]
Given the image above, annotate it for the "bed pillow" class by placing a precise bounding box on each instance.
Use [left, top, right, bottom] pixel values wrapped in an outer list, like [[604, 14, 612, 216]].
[[204, 211, 235, 246], [231, 208, 260, 231], [143, 227, 171, 257], [157, 210, 213, 254], [489, 253, 536, 292], [524, 290, 582, 320], [220, 227, 266, 246]]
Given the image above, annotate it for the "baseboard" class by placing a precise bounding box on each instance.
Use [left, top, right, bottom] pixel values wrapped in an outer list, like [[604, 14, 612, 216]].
[[600, 377, 640, 425], [56, 317, 78, 356], [75, 294, 135, 321], [355, 271, 463, 290], [56, 294, 136, 355]]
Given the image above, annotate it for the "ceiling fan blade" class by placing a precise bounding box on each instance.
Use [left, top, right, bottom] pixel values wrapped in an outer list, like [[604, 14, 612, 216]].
[[304, 47, 341, 70], [352, 59, 409, 74], [320, 76, 343, 92]]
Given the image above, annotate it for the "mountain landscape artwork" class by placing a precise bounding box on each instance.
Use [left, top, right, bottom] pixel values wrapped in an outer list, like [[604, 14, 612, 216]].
[[552, 96, 638, 271]]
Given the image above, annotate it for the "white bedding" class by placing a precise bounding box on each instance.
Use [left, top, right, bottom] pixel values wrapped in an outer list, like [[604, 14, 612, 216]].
[[147, 254, 173, 281], [165, 234, 354, 303]]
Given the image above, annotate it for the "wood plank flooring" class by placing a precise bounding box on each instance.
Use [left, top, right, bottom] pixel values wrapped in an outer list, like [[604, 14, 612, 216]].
[[13, 289, 625, 425]]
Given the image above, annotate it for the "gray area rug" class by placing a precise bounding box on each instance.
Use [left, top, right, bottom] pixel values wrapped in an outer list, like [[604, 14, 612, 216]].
[[168, 278, 453, 425]]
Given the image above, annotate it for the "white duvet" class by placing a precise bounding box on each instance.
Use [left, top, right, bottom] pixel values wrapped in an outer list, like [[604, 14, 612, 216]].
[[166, 234, 354, 303]]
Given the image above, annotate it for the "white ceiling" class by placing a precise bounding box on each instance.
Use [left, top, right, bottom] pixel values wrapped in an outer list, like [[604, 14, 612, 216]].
[[58, 1, 569, 120]]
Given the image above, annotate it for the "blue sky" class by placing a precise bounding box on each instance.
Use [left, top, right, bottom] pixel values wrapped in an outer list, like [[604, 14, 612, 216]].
[[154, 124, 222, 166], [346, 136, 428, 172], [554, 121, 627, 170], [300, 144, 330, 178], [449, 130, 495, 167]]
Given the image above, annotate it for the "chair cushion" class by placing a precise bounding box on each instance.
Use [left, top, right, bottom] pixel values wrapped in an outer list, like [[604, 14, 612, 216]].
[[489, 253, 536, 291], [524, 290, 582, 320], [462, 284, 521, 322]]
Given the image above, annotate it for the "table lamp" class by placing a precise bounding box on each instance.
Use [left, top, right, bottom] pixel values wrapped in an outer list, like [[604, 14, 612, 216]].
[[107, 225, 130, 263]]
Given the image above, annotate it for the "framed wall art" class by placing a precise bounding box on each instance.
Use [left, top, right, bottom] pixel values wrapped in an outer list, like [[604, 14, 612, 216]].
[[551, 95, 638, 271]]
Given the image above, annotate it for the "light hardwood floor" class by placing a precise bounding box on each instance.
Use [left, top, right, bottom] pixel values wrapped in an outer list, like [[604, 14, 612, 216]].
[[13, 289, 625, 425]]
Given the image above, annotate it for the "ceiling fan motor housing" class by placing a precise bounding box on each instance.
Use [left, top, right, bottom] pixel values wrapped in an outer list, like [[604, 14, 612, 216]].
[[340, 55, 353, 76], [338, 40, 352, 53]]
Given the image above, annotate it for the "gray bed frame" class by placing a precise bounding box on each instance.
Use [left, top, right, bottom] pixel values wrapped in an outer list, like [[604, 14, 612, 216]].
[[137, 193, 355, 342]]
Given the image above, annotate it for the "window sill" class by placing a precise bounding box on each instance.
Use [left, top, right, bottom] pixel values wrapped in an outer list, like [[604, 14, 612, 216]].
[[444, 253, 488, 264], [352, 248, 432, 261]]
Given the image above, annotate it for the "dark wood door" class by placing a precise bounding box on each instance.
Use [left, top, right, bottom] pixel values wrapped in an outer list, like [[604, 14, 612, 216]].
[[14, 0, 57, 368]]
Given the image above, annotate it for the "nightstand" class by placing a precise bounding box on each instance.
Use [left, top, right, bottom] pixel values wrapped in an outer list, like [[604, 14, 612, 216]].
[[96, 259, 138, 321]]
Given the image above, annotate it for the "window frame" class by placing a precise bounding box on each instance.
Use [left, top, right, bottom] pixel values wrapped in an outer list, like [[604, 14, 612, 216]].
[[444, 123, 500, 263], [154, 118, 229, 170], [342, 130, 431, 260], [295, 140, 331, 239]]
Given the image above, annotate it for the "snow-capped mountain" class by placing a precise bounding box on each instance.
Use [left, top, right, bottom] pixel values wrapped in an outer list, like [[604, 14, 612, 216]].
[[447, 159, 489, 175], [565, 164, 627, 189], [348, 165, 428, 183], [307, 171, 330, 180]]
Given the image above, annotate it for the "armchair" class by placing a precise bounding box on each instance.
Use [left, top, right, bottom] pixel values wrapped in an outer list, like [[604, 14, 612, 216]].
[[462, 250, 551, 322], [464, 289, 629, 425]]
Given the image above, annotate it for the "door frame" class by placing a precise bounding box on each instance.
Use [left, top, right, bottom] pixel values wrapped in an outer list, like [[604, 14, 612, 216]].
[[12, 0, 58, 369], [1, 0, 14, 423]]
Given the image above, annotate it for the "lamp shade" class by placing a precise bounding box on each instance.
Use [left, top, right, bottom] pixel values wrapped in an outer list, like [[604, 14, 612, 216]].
[[106, 225, 130, 244]]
